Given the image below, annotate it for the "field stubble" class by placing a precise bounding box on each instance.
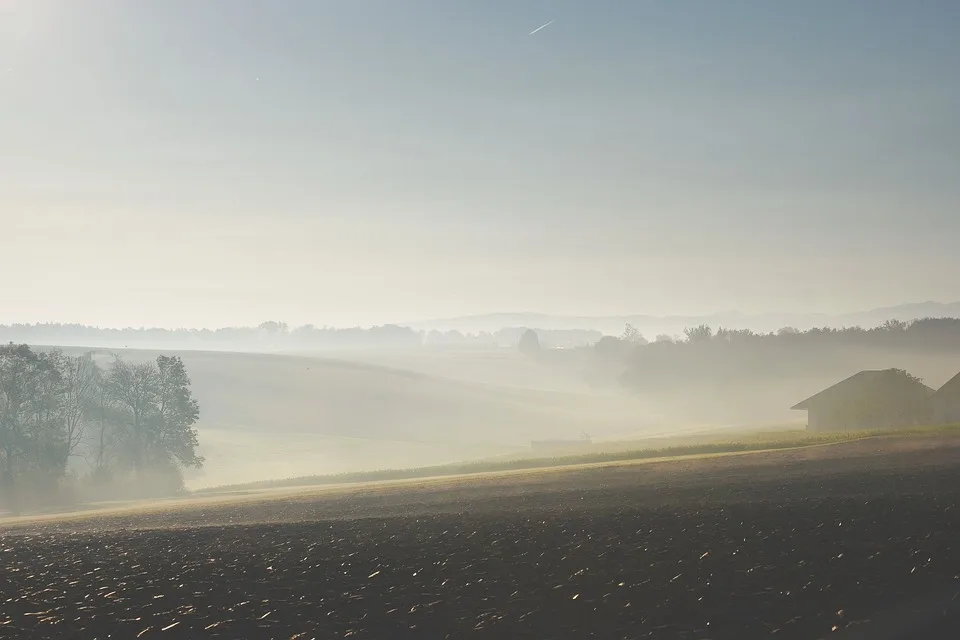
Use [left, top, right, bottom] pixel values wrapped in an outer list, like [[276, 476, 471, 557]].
[[3, 434, 960, 639]]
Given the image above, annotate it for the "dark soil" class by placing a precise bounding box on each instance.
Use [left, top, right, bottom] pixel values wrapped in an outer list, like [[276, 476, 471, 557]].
[[3, 436, 960, 639]]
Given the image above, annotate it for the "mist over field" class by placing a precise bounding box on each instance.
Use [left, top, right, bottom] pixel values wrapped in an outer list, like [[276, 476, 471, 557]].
[[7, 2, 960, 637], [4, 311, 952, 493], [54, 345, 653, 490]]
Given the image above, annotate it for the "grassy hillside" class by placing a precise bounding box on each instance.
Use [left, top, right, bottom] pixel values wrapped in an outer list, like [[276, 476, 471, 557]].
[[198, 425, 960, 494], [47, 344, 960, 490], [289, 348, 596, 394], [54, 347, 659, 488]]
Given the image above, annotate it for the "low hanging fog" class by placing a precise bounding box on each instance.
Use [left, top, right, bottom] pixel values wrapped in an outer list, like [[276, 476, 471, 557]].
[[4, 0, 960, 520], [4, 311, 960, 505], [5, 4, 960, 639]]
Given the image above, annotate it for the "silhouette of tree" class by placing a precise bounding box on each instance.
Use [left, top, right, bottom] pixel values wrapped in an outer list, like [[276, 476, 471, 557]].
[[154, 355, 203, 469], [55, 351, 100, 458], [0, 344, 68, 511], [108, 356, 202, 477], [684, 325, 713, 343], [595, 335, 627, 359], [880, 319, 908, 332], [618, 316, 960, 393], [620, 323, 647, 344], [518, 329, 541, 358]]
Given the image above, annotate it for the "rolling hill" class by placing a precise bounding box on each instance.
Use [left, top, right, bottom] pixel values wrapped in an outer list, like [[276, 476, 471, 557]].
[[62, 348, 656, 489]]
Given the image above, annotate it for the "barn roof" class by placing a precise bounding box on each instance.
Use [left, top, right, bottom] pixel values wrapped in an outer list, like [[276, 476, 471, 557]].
[[932, 370, 960, 398], [791, 369, 935, 411]]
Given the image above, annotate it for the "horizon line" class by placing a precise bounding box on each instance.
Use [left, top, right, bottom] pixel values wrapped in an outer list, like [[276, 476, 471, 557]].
[[2, 300, 960, 334]]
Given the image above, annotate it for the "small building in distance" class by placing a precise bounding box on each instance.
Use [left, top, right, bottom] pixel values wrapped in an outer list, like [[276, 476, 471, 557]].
[[932, 371, 960, 425], [791, 369, 934, 432]]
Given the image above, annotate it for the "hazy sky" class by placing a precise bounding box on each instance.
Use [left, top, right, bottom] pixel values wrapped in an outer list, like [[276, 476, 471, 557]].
[[2, 0, 959, 328]]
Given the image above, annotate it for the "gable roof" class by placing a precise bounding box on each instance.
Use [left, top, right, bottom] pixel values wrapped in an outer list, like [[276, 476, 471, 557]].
[[791, 369, 935, 411], [932, 370, 960, 398]]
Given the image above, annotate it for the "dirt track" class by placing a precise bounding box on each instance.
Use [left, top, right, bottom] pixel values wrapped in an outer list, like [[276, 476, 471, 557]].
[[3, 435, 960, 639]]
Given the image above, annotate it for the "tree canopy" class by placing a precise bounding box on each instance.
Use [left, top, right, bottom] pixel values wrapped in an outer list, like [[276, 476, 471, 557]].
[[1, 345, 202, 512], [518, 329, 542, 358], [618, 317, 960, 391]]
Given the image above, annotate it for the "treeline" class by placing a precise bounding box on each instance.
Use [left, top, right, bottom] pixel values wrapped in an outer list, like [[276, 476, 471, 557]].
[[592, 318, 960, 389], [0, 344, 202, 514], [0, 322, 601, 351], [425, 327, 601, 349]]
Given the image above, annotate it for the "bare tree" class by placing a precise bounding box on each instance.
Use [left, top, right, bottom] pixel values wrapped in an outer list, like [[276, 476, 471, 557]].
[[86, 366, 122, 478], [620, 323, 647, 344], [57, 352, 100, 458]]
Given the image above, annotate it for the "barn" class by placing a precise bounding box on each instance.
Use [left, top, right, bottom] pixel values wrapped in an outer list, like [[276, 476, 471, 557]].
[[932, 371, 960, 425], [791, 369, 935, 432]]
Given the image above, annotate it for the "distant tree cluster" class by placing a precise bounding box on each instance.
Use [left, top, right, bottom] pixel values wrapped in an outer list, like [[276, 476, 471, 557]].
[[589, 323, 649, 361], [425, 329, 499, 349], [426, 327, 601, 350], [620, 323, 648, 345], [0, 322, 602, 352], [518, 329, 542, 358], [0, 322, 425, 351], [0, 344, 202, 513], [591, 317, 960, 390]]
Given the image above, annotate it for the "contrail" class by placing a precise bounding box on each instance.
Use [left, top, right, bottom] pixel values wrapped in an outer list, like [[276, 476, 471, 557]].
[[529, 19, 556, 35]]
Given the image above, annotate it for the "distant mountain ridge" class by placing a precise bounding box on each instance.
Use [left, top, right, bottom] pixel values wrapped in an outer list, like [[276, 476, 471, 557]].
[[404, 301, 960, 338]]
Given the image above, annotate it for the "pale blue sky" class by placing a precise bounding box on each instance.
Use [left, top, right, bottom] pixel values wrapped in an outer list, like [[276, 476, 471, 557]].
[[2, 0, 959, 327]]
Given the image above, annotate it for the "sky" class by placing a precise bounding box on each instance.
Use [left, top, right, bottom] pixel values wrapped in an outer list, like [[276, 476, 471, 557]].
[[2, 0, 959, 328]]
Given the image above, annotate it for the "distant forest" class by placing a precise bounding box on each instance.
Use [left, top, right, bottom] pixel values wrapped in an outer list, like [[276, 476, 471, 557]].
[[0, 322, 602, 351], [598, 318, 960, 390], [6, 317, 960, 363]]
